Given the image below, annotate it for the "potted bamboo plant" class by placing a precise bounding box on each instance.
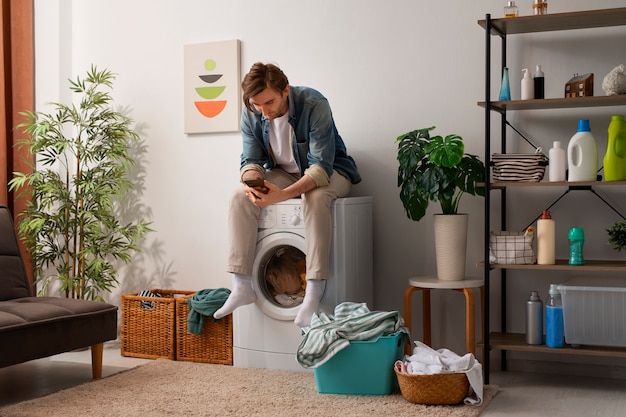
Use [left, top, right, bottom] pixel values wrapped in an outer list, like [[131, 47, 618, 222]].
[[9, 66, 152, 301], [396, 126, 485, 280]]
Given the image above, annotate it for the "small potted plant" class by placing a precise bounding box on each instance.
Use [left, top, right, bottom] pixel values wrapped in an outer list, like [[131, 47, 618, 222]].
[[607, 221, 626, 252], [396, 126, 485, 280]]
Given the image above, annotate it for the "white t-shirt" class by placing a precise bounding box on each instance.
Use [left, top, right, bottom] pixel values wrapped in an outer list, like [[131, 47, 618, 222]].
[[269, 112, 299, 174]]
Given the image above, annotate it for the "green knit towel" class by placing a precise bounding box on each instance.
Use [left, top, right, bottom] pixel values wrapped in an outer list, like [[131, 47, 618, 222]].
[[187, 288, 231, 335]]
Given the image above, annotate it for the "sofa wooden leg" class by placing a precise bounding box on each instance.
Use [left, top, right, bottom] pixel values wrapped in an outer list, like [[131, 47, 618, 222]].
[[91, 343, 104, 379]]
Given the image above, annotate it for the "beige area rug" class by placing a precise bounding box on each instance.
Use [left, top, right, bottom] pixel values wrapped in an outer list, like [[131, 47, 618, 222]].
[[0, 359, 498, 417]]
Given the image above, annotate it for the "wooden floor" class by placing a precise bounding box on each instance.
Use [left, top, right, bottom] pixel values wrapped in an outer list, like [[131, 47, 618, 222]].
[[0, 341, 150, 407], [1, 342, 626, 416]]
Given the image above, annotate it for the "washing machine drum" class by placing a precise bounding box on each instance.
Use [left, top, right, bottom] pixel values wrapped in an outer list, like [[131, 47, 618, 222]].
[[252, 232, 307, 321]]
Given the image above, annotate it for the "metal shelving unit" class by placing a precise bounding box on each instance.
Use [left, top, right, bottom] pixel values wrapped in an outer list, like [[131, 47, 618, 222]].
[[479, 7, 626, 384]]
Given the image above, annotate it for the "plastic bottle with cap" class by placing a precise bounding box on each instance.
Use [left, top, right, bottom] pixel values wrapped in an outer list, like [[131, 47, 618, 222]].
[[534, 65, 545, 99], [526, 291, 543, 345], [537, 210, 555, 265], [567, 119, 598, 182], [545, 284, 564, 348], [568, 227, 584, 266], [548, 141, 566, 182], [603, 115, 626, 181], [521, 68, 534, 100]]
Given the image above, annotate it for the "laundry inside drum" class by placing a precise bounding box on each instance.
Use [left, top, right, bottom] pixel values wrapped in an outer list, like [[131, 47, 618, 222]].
[[260, 245, 306, 307]]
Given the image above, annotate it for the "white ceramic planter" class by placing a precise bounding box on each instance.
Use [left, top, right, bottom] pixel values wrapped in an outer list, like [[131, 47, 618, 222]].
[[433, 214, 468, 281]]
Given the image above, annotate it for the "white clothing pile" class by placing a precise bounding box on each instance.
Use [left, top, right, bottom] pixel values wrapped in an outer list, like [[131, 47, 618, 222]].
[[395, 341, 484, 405]]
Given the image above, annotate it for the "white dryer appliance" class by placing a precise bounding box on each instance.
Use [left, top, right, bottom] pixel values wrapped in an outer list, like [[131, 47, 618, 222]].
[[233, 196, 373, 371]]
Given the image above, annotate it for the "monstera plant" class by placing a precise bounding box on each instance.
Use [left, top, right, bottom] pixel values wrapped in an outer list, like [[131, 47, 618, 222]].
[[9, 66, 152, 301], [396, 126, 485, 221], [396, 126, 485, 281]]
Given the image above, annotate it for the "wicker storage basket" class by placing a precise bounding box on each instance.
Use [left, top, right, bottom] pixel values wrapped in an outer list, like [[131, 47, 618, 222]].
[[394, 368, 469, 405], [175, 294, 233, 365], [121, 289, 193, 360]]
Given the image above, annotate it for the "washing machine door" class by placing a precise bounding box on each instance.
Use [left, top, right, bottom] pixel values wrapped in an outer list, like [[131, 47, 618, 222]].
[[252, 231, 306, 321]]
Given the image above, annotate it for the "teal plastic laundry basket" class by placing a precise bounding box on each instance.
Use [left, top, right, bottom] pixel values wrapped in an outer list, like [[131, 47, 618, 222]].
[[313, 333, 404, 395]]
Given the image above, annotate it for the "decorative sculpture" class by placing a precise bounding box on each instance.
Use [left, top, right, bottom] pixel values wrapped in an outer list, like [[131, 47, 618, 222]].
[[602, 64, 626, 96]]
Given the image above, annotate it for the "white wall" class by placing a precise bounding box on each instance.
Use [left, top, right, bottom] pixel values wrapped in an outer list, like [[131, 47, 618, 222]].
[[34, 0, 626, 369]]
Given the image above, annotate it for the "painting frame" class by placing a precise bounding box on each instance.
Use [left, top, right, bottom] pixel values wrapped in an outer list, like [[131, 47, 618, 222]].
[[184, 39, 241, 134]]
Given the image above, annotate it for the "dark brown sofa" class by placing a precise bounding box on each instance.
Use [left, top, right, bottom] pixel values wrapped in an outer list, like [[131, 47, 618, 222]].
[[0, 205, 118, 378]]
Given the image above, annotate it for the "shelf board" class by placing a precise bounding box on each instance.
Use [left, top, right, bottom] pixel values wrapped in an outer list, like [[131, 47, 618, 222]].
[[478, 7, 626, 35], [478, 95, 626, 112], [477, 259, 626, 271], [478, 180, 626, 188], [481, 332, 626, 358]]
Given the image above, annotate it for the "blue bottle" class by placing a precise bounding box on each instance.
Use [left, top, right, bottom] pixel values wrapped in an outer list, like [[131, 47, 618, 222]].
[[545, 284, 564, 348]]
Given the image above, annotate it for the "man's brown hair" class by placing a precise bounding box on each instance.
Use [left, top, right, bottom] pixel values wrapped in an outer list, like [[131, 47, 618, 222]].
[[241, 62, 289, 112]]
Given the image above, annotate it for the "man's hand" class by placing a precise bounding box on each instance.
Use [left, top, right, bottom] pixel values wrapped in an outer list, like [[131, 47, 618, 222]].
[[245, 181, 284, 207], [242, 173, 317, 207], [242, 175, 277, 207]]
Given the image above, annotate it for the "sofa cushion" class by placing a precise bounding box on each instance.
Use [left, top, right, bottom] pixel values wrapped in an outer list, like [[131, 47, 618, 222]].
[[0, 297, 118, 368], [0, 205, 30, 301], [0, 256, 30, 301], [0, 297, 117, 329]]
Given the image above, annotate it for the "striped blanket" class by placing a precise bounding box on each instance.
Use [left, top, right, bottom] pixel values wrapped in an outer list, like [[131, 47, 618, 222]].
[[296, 302, 409, 369]]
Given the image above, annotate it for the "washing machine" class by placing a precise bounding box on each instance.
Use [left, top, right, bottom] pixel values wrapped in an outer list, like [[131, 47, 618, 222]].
[[233, 196, 373, 371]]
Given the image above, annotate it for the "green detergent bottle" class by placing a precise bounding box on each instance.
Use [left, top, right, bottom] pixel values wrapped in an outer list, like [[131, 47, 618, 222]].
[[604, 115, 626, 181]]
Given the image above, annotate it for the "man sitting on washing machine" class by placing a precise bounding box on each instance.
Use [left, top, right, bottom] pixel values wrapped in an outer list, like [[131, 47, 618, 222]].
[[213, 62, 361, 328]]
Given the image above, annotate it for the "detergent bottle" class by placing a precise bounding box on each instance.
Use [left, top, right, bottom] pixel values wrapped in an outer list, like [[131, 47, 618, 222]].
[[568, 227, 585, 266], [545, 284, 564, 348], [603, 115, 626, 181], [567, 119, 598, 182], [537, 210, 555, 265]]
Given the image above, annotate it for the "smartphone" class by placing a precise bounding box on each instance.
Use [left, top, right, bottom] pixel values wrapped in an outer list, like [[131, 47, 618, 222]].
[[244, 178, 269, 193]]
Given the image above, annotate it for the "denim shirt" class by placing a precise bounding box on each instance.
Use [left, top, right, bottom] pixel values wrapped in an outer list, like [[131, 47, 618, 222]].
[[239, 86, 361, 185]]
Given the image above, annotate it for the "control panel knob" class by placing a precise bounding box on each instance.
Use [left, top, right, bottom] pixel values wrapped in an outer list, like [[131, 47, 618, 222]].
[[290, 215, 301, 226]]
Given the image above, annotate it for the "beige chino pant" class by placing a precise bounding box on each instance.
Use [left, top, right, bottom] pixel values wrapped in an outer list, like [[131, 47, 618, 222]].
[[227, 168, 351, 279]]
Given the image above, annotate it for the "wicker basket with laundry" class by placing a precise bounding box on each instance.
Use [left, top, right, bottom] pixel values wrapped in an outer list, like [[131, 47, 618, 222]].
[[394, 341, 483, 406], [394, 368, 469, 405]]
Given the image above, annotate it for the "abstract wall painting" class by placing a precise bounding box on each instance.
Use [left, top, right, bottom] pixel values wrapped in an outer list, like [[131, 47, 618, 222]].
[[184, 40, 241, 134]]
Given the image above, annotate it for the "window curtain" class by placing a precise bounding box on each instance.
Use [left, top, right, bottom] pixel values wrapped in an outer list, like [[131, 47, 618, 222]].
[[0, 0, 34, 286]]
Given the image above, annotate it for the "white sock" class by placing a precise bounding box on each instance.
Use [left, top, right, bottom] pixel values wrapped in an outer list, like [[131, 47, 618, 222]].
[[214, 274, 256, 319], [294, 279, 325, 328]]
